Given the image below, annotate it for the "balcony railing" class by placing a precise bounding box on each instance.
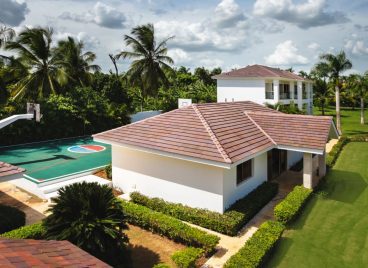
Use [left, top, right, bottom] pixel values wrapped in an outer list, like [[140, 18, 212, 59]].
[[265, 92, 274, 99], [279, 92, 290, 100]]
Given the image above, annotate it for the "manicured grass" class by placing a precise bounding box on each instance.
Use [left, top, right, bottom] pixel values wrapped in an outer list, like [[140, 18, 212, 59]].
[[265, 142, 368, 268], [314, 106, 368, 136]]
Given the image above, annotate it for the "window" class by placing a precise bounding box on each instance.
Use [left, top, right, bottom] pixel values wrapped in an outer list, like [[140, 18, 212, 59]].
[[279, 83, 290, 99], [302, 83, 308, 99], [294, 84, 298, 99], [236, 160, 252, 185], [265, 83, 274, 99]]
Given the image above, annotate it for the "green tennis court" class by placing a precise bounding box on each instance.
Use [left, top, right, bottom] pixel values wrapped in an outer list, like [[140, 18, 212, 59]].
[[0, 136, 111, 183]]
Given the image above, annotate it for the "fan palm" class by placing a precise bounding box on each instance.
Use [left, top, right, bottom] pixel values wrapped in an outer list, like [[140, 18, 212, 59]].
[[117, 23, 174, 100], [43, 182, 128, 265], [318, 51, 352, 133], [5, 27, 66, 100], [55, 37, 101, 88]]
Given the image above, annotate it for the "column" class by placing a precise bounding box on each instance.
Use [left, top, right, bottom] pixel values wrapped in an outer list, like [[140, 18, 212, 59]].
[[297, 81, 303, 111], [273, 79, 279, 103], [310, 83, 313, 115], [290, 81, 295, 101], [303, 152, 313, 189], [318, 151, 326, 178]]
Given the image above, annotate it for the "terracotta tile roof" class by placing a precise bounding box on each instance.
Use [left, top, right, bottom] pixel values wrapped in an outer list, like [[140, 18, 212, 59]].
[[0, 162, 24, 178], [94, 101, 335, 165], [212, 64, 306, 81], [0, 238, 110, 267]]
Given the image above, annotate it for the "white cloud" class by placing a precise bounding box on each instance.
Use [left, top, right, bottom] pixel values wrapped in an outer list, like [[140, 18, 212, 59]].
[[59, 2, 127, 29], [253, 0, 349, 29], [214, 0, 247, 28], [0, 0, 29, 26], [265, 40, 309, 65], [345, 40, 368, 55], [54, 31, 100, 50], [308, 42, 320, 50], [167, 48, 191, 65], [199, 58, 224, 69]]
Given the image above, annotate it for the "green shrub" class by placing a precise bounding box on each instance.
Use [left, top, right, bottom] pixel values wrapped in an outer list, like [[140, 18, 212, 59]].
[[274, 186, 312, 224], [326, 136, 349, 168], [0, 205, 26, 234], [131, 182, 278, 236], [0, 222, 45, 239], [105, 164, 112, 180], [224, 221, 285, 268], [152, 264, 170, 268], [121, 201, 219, 253], [171, 247, 204, 268]]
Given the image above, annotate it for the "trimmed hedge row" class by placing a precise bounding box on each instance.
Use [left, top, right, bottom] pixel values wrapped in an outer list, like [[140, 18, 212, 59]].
[[130, 182, 278, 236], [121, 201, 219, 253], [0, 222, 45, 239], [326, 136, 349, 168], [224, 221, 285, 268], [171, 247, 204, 268], [274, 186, 312, 224], [0, 205, 26, 234]]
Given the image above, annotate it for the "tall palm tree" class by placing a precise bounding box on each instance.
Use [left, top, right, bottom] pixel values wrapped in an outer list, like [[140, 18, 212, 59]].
[[318, 51, 352, 133], [117, 23, 174, 101], [55, 37, 101, 87], [347, 73, 368, 124], [5, 27, 66, 100]]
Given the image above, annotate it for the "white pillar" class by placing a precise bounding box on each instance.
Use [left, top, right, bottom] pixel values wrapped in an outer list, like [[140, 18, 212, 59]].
[[290, 81, 295, 100], [303, 152, 313, 189], [297, 81, 303, 111], [310, 83, 313, 115], [273, 79, 279, 103], [318, 151, 326, 177]]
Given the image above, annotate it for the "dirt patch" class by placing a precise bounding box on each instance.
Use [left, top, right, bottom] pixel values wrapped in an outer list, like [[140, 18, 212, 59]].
[[94, 169, 110, 180], [126, 224, 186, 267]]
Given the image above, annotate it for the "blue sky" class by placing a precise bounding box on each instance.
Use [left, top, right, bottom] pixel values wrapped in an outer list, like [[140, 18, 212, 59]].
[[1, 0, 368, 74]]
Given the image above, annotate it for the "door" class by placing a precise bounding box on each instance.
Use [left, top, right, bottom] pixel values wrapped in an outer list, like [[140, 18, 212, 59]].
[[268, 149, 287, 180]]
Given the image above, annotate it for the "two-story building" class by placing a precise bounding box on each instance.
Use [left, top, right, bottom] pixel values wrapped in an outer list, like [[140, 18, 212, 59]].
[[213, 64, 314, 114]]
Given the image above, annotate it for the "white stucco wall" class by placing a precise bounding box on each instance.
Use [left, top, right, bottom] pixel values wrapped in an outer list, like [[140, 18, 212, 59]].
[[217, 79, 267, 104], [112, 146, 225, 213], [287, 150, 303, 169], [222, 152, 268, 210]]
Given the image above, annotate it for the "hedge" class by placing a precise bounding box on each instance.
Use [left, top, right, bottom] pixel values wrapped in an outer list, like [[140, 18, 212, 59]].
[[274, 186, 312, 224], [171, 247, 204, 268], [130, 182, 278, 236], [0, 205, 26, 234], [0, 222, 45, 239], [121, 201, 219, 253], [224, 221, 285, 268], [326, 136, 349, 168]]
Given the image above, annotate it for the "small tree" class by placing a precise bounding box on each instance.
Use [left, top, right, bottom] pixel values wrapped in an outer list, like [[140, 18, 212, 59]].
[[347, 73, 368, 124], [43, 182, 129, 266]]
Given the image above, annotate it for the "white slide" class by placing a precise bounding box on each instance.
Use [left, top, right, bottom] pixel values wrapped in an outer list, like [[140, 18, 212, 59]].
[[0, 114, 34, 130]]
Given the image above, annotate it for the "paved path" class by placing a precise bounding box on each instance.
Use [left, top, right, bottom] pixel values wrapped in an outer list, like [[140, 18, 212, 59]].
[[326, 138, 339, 153]]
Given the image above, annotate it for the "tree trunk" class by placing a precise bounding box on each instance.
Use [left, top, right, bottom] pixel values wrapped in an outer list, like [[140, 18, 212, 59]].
[[361, 97, 365, 125], [336, 86, 341, 134], [321, 100, 325, 116]]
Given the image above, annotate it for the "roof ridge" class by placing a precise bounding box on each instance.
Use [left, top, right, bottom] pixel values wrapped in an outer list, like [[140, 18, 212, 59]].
[[192, 104, 232, 164], [246, 111, 333, 119], [245, 112, 277, 146]]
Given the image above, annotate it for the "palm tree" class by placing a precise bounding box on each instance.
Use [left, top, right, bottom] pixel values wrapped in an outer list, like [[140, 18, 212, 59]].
[[43, 182, 128, 266], [117, 23, 174, 102], [318, 51, 352, 133], [347, 73, 368, 124], [311, 62, 330, 115], [5, 27, 67, 100], [55, 37, 101, 87], [0, 25, 15, 48]]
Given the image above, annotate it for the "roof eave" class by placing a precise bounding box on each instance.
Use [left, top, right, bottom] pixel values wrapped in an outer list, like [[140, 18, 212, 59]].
[[213, 75, 308, 82]]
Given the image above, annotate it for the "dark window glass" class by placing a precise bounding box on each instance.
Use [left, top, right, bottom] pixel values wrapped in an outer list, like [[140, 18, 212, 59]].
[[236, 160, 252, 185]]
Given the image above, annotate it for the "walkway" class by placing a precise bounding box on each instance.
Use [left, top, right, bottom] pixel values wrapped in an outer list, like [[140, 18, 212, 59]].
[[202, 171, 303, 268], [326, 138, 339, 153]]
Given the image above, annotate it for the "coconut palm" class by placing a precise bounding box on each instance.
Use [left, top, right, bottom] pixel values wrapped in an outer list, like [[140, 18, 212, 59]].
[[5, 27, 67, 100], [55, 37, 101, 88], [117, 23, 174, 100], [347, 73, 368, 124], [43, 182, 128, 266], [318, 51, 352, 133]]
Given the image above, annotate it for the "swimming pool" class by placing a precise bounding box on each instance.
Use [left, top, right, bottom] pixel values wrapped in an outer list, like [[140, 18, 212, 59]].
[[0, 136, 111, 183]]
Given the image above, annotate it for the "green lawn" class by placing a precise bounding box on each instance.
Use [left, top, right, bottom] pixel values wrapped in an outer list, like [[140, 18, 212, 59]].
[[314, 106, 368, 136], [266, 142, 368, 268]]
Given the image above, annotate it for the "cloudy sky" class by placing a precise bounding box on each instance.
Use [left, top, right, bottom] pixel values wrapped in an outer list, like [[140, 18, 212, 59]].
[[1, 0, 368, 74]]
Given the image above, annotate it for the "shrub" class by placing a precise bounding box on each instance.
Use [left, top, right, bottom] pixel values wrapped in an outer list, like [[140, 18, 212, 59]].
[[152, 264, 170, 268], [43, 182, 129, 266], [326, 136, 349, 168], [274, 186, 312, 224], [105, 164, 112, 180], [121, 201, 219, 253], [0, 205, 26, 234], [0, 222, 45, 239], [131, 182, 278, 236], [224, 221, 285, 268], [171, 247, 204, 268]]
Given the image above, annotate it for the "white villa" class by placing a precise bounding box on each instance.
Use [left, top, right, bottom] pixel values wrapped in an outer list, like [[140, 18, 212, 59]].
[[213, 65, 314, 114]]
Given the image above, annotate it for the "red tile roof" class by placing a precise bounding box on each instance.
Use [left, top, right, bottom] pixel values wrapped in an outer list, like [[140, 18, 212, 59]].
[[94, 101, 334, 165], [212, 64, 306, 81], [0, 162, 24, 178], [0, 238, 110, 267]]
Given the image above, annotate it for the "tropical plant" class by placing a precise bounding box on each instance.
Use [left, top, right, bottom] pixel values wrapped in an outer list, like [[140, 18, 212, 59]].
[[318, 51, 352, 133], [117, 23, 174, 103], [311, 62, 331, 115], [43, 182, 129, 265], [5, 27, 67, 100], [55, 36, 101, 88], [346, 73, 368, 124]]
